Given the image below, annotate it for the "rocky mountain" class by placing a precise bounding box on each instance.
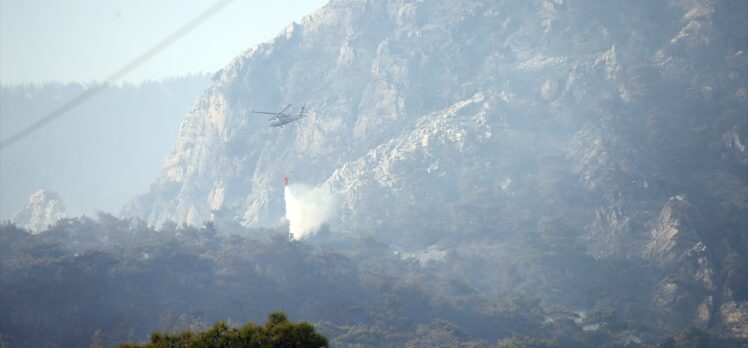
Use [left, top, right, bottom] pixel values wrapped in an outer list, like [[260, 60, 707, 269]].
[[126, 0, 748, 335], [11, 190, 66, 232]]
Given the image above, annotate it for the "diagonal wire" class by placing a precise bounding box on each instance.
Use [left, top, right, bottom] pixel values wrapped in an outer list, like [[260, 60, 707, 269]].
[[0, 0, 236, 151]]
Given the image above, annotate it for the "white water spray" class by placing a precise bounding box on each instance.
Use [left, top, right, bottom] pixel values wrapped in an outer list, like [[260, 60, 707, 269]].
[[284, 184, 338, 240]]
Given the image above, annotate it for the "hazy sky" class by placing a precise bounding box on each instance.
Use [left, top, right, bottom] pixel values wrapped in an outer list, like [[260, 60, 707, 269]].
[[0, 0, 328, 84]]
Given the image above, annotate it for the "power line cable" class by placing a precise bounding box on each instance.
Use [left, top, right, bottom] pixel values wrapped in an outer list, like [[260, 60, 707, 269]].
[[0, 0, 236, 151]]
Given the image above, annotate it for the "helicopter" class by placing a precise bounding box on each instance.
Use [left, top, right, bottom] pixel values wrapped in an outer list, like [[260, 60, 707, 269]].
[[251, 104, 308, 127]]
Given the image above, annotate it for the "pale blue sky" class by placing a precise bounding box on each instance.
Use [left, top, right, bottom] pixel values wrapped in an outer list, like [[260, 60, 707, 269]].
[[0, 0, 328, 84]]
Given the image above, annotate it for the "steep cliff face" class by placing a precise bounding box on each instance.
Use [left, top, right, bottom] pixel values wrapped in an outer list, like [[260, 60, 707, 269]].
[[126, 0, 748, 333]]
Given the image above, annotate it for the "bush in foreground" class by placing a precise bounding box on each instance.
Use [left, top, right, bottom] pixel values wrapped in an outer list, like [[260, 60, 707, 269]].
[[119, 312, 328, 348]]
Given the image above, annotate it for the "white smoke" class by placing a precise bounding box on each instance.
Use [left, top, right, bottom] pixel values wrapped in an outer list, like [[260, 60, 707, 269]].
[[284, 184, 338, 240]]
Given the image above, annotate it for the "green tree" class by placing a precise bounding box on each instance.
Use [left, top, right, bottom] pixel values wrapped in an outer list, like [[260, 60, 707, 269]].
[[119, 312, 327, 348]]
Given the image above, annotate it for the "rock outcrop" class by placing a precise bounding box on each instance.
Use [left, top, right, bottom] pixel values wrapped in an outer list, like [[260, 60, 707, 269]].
[[12, 190, 66, 233]]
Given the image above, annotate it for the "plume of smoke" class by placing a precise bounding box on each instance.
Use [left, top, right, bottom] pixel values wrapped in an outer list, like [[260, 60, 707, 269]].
[[284, 184, 338, 240]]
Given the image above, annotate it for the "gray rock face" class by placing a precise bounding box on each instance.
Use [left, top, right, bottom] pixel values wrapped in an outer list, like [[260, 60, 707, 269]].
[[645, 195, 701, 263], [125, 0, 748, 332], [721, 301, 748, 337], [131, 2, 642, 226], [12, 190, 66, 233]]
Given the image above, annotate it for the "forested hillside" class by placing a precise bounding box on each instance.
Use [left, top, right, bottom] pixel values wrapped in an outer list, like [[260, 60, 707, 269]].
[[2, 218, 747, 347]]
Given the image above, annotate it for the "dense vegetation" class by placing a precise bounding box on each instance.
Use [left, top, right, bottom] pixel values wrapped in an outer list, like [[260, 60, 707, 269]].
[[1, 215, 745, 347]]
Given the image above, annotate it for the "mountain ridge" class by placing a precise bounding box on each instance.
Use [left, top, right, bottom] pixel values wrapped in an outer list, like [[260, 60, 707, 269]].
[[124, 0, 748, 334]]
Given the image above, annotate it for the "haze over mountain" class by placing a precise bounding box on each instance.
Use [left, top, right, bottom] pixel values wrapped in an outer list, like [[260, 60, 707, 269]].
[[122, 0, 748, 336], [2, 0, 748, 346], [0, 75, 210, 220]]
